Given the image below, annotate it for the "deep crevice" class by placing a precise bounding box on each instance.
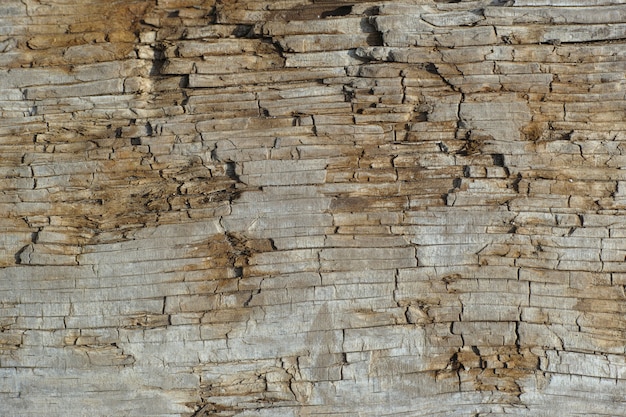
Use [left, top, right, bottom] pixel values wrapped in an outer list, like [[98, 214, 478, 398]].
[[320, 5, 352, 18]]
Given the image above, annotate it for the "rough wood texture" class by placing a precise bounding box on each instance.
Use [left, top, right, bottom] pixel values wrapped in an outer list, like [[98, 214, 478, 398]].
[[1, 0, 626, 415]]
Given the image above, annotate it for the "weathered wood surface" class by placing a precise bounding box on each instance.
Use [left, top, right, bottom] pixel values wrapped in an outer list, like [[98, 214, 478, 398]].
[[1, 0, 626, 415]]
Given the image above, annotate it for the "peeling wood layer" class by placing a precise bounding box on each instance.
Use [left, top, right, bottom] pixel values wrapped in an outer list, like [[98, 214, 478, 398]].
[[2, 0, 626, 415]]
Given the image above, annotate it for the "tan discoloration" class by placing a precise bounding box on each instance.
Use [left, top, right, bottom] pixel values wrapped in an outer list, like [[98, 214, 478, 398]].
[[2, 0, 626, 415]]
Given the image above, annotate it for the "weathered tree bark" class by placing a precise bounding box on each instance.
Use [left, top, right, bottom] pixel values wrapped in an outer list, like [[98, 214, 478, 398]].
[[1, 0, 626, 415]]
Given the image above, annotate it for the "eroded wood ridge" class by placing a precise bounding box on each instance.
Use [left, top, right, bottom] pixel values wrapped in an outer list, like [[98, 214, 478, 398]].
[[1, 0, 626, 415]]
